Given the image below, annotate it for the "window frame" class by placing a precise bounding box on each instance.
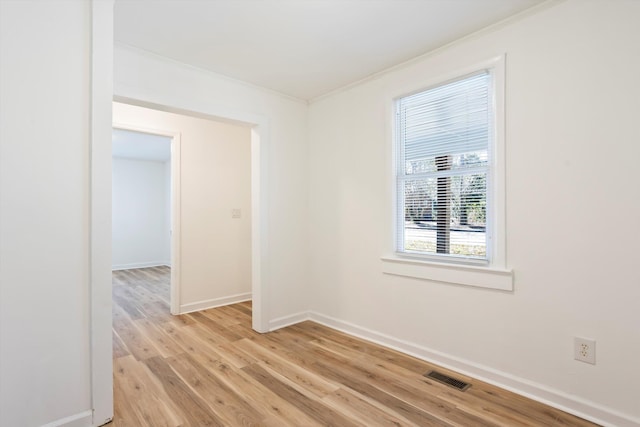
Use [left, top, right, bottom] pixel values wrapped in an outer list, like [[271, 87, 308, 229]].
[[384, 55, 511, 290]]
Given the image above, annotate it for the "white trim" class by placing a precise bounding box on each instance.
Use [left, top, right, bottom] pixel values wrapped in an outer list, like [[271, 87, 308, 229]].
[[381, 255, 513, 291], [489, 54, 507, 270], [111, 261, 170, 271], [252, 123, 269, 333], [268, 312, 310, 331], [306, 311, 639, 427], [170, 130, 182, 315], [179, 293, 252, 314], [40, 410, 94, 427], [250, 126, 269, 332], [112, 122, 182, 315], [89, 1, 114, 426]]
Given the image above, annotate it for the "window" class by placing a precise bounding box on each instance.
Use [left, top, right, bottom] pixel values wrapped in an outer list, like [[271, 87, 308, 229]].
[[395, 70, 494, 264]]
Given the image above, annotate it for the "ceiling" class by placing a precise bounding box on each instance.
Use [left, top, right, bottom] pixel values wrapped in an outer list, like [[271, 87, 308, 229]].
[[112, 129, 171, 162], [114, 0, 545, 101]]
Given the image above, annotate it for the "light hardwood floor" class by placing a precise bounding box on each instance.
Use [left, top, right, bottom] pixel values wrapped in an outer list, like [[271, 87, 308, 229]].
[[110, 267, 598, 427]]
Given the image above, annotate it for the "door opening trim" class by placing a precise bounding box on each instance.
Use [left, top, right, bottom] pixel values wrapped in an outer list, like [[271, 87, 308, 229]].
[[112, 123, 182, 314]]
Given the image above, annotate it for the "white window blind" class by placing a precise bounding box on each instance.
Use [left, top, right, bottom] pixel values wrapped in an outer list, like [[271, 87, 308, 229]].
[[396, 71, 492, 261]]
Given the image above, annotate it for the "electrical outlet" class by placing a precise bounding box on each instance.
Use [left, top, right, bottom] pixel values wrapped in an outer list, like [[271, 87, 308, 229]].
[[574, 337, 596, 364]]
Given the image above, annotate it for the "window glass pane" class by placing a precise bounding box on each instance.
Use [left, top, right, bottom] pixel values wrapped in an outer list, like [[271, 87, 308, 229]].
[[403, 175, 486, 257]]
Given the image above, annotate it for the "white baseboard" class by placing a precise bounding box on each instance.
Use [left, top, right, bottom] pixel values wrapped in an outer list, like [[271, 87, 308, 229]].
[[268, 311, 310, 331], [112, 261, 169, 271], [179, 292, 251, 314], [304, 311, 639, 427], [40, 410, 93, 427]]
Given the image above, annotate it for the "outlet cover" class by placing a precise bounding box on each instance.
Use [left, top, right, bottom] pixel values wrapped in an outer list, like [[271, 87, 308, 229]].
[[574, 337, 596, 364]]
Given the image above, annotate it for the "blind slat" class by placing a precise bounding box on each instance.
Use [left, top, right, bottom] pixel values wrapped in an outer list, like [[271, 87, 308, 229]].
[[399, 71, 490, 160]]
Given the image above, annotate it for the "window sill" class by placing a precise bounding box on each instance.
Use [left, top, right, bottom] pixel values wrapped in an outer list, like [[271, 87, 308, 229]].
[[381, 255, 513, 291]]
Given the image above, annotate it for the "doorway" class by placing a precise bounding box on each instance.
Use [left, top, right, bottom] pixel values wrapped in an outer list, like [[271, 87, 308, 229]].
[[111, 125, 181, 313], [112, 101, 256, 318], [91, 95, 269, 424]]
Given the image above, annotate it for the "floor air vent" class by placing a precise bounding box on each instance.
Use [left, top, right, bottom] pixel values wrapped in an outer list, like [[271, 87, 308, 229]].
[[424, 370, 471, 391]]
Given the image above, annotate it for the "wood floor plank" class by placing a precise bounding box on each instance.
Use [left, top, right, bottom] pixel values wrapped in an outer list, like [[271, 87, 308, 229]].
[[186, 311, 244, 342], [110, 267, 599, 427], [113, 311, 161, 361], [159, 323, 226, 365], [228, 301, 252, 316], [214, 304, 251, 324], [242, 363, 364, 427], [112, 288, 145, 320], [198, 306, 242, 328], [144, 356, 227, 427], [214, 340, 258, 369], [113, 355, 184, 427], [112, 302, 135, 332], [112, 330, 130, 359], [166, 352, 266, 426], [200, 353, 324, 427], [322, 387, 421, 427], [133, 317, 183, 359], [164, 312, 196, 328], [235, 337, 340, 398]]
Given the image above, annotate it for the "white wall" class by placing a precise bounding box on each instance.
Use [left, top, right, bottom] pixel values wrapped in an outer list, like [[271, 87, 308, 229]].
[[0, 1, 96, 426], [112, 157, 170, 269], [114, 46, 310, 324], [307, 1, 640, 425], [113, 103, 253, 312]]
